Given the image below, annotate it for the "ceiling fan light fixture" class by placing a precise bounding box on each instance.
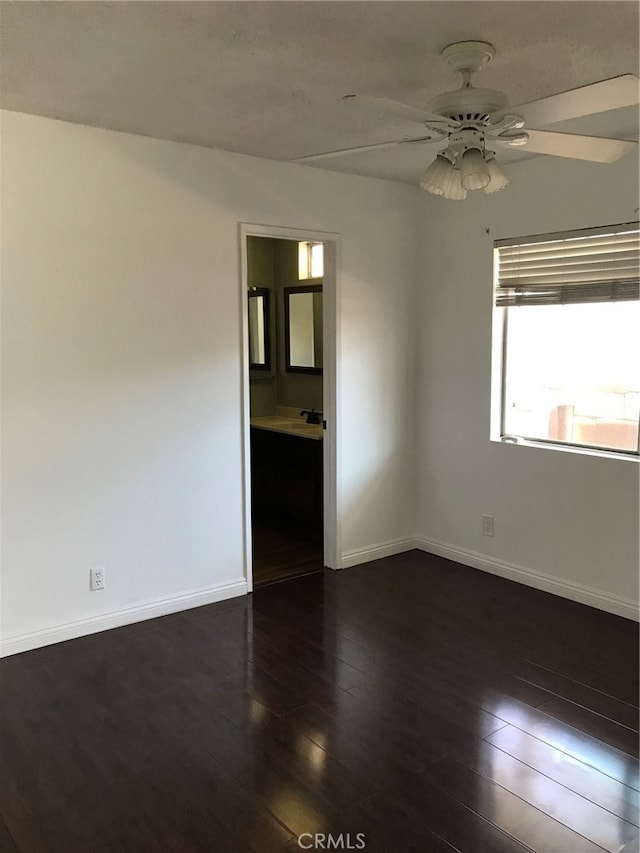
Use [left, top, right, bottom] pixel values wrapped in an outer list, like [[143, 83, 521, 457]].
[[420, 153, 453, 195], [442, 167, 467, 200], [483, 154, 511, 194], [460, 147, 490, 190]]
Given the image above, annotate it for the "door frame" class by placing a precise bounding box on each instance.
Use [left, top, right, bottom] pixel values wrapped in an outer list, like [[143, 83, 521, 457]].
[[239, 223, 342, 592]]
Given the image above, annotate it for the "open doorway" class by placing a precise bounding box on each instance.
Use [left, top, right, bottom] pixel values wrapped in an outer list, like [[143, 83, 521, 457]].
[[240, 225, 339, 590]]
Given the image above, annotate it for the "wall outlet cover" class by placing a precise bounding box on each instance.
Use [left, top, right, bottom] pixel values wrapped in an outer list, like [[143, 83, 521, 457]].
[[482, 515, 494, 537], [90, 567, 105, 591]]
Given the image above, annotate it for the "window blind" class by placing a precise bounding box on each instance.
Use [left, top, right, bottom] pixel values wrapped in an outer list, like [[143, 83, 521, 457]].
[[495, 223, 640, 307]]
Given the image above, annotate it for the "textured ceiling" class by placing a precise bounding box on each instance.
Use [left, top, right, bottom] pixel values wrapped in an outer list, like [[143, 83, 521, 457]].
[[1, 1, 638, 184]]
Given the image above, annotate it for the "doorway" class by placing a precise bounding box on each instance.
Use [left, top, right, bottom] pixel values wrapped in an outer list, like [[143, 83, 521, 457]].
[[240, 225, 339, 590]]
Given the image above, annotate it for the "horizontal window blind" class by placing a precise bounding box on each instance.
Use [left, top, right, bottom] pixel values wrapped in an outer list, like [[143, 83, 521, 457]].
[[495, 223, 640, 306]]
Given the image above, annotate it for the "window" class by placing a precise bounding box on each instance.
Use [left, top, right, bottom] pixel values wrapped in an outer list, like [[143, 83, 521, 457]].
[[298, 241, 324, 280], [494, 223, 640, 456]]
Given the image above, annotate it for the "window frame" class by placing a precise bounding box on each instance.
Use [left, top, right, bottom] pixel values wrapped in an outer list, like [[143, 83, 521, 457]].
[[491, 223, 640, 461], [298, 241, 324, 281]]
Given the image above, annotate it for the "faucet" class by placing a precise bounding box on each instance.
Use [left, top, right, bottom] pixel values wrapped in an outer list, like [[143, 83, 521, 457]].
[[300, 408, 322, 425]]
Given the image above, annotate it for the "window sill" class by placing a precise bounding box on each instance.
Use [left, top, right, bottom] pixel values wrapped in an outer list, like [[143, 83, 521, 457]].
[[492, 435, 639, 462]]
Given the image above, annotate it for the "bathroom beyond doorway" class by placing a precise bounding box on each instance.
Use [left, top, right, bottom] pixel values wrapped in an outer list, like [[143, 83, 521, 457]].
[[245, 234, 328, 587]]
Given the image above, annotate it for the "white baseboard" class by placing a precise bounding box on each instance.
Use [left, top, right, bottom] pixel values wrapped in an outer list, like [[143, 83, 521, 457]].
[[414, 535, 639, 622], [0, 577, 248, 658], [341, 536, 415, 569]]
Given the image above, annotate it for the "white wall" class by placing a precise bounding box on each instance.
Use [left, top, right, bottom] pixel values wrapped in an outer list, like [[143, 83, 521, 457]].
[[415, 154, 639, 618], [0, 111, 421, 653], [2, 110, 636, 655]]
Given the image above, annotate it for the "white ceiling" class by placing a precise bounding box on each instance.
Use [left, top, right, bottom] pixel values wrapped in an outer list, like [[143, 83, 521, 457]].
[[1, 1, 638, 184]]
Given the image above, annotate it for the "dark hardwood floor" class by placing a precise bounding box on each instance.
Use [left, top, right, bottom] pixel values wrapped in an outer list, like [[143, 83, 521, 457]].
[[252, 519, 324, 587], [1, 550, 638, 852]]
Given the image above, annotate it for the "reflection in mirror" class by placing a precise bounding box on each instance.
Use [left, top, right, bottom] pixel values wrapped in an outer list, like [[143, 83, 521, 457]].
[[285, 285, 322, 374], [298, 241, 324, 280], [248, 287, 271, 370], [290, 292, 314, 367]]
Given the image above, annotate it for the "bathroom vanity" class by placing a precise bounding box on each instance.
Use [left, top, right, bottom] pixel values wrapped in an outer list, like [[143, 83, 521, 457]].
[[250, 416, 323, 538]]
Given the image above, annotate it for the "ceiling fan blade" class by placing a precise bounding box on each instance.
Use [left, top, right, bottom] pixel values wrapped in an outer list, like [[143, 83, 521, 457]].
[[496, 128, 637, 163], [292, 136, 436, 163], [510, 75, 639, 128], [343, 94, 455, 127]]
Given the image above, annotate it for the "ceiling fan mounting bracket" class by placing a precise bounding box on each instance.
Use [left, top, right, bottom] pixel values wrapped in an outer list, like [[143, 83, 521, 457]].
[[441, 41, 496, 76], [488, 114, 526, 133], [421, 125, 451, 141], [492, 129, 530, 147]]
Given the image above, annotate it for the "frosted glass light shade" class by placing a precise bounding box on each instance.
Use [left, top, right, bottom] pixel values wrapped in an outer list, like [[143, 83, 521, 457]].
[[420, 154, 453, 196], [442, 167, 467, 200], [460, 147, 490, 190], [483, 156, 511, 194]]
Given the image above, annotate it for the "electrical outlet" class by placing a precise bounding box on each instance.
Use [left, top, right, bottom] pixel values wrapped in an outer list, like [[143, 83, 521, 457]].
[[482, 515, 494, 537], [90, 567, 105, 591]]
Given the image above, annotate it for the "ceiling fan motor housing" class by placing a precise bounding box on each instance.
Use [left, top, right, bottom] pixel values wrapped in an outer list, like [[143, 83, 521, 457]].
[[426, 87, 509, 124]]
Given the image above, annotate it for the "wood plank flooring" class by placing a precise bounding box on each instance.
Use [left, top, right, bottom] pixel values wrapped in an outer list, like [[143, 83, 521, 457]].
[[252, 519, 324, 587], [1, 550, 638, 852]]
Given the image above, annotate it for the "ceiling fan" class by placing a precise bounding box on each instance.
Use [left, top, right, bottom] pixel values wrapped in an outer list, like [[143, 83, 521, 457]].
[[292, 41, 639, 199]]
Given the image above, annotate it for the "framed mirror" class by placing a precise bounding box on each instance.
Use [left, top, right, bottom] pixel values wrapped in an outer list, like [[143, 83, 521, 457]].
[[284, 285, 323, 374], [248, 287, 271, 371]]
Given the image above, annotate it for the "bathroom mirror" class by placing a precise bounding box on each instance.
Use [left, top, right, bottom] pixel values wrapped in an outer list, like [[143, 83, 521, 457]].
[[248, 287, 271, 371], [284, 285, 323, 374]]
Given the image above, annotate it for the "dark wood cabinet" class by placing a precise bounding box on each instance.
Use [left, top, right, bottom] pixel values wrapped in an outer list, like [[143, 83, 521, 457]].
[[250, 428, 323, 537]]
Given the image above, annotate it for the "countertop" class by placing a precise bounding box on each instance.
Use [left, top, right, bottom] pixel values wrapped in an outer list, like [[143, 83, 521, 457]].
[[250, 415, 323, 440]]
